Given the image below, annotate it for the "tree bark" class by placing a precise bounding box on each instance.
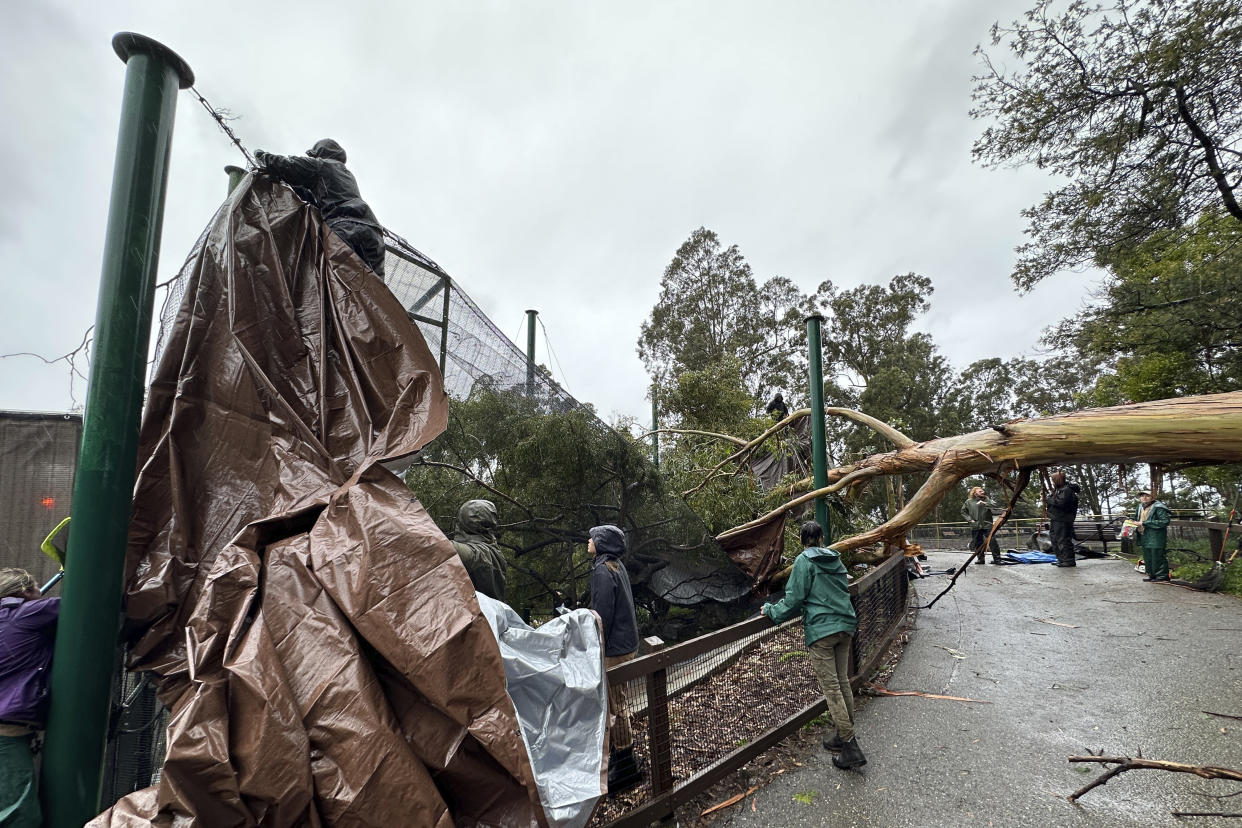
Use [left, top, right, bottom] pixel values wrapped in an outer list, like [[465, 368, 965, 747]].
[[720, 392, 1242, 553]]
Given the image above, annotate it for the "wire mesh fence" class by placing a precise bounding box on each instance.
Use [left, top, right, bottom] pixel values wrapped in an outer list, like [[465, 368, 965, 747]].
[[0, 412, 81, 586]]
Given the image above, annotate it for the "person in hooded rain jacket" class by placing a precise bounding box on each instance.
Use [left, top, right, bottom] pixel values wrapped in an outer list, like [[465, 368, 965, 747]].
[[1135, 490, 1172, 582], [1047, 471, 1081, 568], [588, 524, 643, 794], [254, 139, 387, 279], [449, 500, 507, 601], [961, 486, 1003, 564], [762, 521, 866, 770], [0, 568, 59, 828]]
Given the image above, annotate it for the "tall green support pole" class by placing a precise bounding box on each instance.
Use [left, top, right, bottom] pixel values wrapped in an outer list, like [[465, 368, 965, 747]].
[[41, 33, 193, 828], [651, 385, 660, 468], [526, 309, 537, 396], [806, 314, 831, 541], [225, 164, 246, 194]]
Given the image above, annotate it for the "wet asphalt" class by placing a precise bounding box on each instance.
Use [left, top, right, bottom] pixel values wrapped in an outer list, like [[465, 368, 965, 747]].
[[715, 550, 1242, 828]]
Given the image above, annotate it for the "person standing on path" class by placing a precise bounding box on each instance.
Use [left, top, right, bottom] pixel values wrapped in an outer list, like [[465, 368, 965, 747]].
[[1135, 490, 1172, 582], [962, 487, 1003, 564], [589, 524, 644, 794], [762, 521, 866, 770], [1047, 471, 1081, 568]]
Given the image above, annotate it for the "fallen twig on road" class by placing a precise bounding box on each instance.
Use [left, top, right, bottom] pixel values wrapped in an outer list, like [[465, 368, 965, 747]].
[[864, 683, 989, 703], [1035, 618, 1079, 628], [1205, 711, 1242, 722], [701, 785, 759, 816], [1170, 812, 1242, 818], [1067, 751, 1242, 802]]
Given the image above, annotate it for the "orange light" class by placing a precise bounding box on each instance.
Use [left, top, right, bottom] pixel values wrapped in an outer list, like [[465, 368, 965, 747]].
[[40, 497, 55, 510]]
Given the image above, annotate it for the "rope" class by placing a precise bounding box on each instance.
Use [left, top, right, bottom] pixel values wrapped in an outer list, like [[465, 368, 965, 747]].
[[538, 317, 572, 393], [188, 86, 257, 168]]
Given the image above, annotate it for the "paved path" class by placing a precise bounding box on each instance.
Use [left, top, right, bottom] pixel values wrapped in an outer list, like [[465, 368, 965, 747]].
[[719, 550, 1242, 827]]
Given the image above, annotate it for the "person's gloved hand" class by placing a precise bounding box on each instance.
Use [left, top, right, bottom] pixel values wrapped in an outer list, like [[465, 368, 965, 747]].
[[760, 603, 771, 619]]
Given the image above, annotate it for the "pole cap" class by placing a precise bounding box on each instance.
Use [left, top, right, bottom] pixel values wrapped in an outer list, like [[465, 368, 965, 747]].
[[526, 309, 538, 315], [805, 312, 826, 322], [113, 32, 195, 89]]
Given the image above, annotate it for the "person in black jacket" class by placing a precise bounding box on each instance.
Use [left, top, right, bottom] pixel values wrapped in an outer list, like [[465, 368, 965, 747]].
[[588, 524, 643, 794], [254, 139, 387, 280], [1047, 471, 1081, 568]]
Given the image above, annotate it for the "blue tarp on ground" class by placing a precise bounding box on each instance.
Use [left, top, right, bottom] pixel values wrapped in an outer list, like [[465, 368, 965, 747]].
[[1004, 550, 1058, 564]]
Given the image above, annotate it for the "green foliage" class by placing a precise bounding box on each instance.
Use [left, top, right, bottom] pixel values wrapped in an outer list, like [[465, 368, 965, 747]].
[[973, 0, 1242, 289], [777, 650, 810, 662], [792, 791, 818, 805], [405, 385, 731, 620]]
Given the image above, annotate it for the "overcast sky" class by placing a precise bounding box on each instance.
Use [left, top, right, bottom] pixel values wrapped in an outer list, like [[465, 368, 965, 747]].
[[1, 0, 1097, 425]]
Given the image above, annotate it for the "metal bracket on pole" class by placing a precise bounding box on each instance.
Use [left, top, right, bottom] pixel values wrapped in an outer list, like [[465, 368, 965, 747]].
[[41, 32, 193, 828], [806, 314, 831, 541]]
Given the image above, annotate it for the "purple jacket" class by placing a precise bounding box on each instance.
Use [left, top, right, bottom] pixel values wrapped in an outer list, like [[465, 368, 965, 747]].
[[0, 596, 59, 725]]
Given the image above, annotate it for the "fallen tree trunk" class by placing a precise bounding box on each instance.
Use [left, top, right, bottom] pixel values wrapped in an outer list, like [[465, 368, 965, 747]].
[[719, 392, 1242, 553]]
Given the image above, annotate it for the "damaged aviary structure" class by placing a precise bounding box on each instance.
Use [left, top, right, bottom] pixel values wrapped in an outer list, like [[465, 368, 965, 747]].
[[98, 175, 609, 827]]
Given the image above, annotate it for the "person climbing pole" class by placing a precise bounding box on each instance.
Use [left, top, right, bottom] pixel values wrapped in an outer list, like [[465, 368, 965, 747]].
[[254, 139, 387, 279]]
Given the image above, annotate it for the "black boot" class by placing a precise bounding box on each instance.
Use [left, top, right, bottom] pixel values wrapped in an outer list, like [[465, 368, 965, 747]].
[[823, 730, 845, 752], [991, 552, 1004, 564], [832, 738, 867, 770], [607, 747, 645, 796]]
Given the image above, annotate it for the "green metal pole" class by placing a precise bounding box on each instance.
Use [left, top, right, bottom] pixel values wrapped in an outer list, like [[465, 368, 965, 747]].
[[806, 314, 831, 541], [225, 164, 246, 194], [526, 309, 537, 396], [42, 33, 193, 828], [651, 384, 660, 468]]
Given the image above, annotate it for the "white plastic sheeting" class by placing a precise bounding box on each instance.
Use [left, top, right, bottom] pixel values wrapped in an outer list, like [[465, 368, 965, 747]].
[[478, 596, 608, 828]]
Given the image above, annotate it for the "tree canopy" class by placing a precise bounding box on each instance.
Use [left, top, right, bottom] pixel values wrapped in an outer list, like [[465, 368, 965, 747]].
[[973, 0, 1242, 289]]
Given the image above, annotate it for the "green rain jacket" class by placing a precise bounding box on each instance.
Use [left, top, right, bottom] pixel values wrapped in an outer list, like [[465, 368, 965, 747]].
[[762, 547, 857, 646], [1135, 500, 1172, 551], [450, 500, 508, 601]]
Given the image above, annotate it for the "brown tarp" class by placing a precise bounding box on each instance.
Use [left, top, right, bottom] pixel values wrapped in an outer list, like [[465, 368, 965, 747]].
[[94, 175, 547, 827], [716, 511, 786, 586]]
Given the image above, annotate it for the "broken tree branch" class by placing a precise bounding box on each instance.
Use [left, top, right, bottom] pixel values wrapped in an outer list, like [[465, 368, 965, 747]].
[[1067, 754, 1242, 803]]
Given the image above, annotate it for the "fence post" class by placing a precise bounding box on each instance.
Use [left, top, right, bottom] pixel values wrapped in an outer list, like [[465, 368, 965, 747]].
[[42, 32, 193, 828], [438, 277, 451, 375], [805, 314, 830, 540], [643, 635, 674, 798]]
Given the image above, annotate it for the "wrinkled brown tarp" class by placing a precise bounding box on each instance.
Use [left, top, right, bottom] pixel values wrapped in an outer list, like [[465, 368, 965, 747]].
[[716, 511, 786, 585], [93, 175, 547, 827]]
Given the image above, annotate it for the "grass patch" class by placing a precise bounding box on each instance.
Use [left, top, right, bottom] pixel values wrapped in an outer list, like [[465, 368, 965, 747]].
[[792, 791, 818, 805], [778, 650, 810, 663]]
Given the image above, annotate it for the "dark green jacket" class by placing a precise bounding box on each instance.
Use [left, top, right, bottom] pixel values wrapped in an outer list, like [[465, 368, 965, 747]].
[[450, 500, 507, 600], [1135, 500, 1171, 551], [961, 497, 995, 531], [763, 547, 857, 646]]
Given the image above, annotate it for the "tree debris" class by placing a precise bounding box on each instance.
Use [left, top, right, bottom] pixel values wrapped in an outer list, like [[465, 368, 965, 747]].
[[864, 684, 989, 704], [1067, 752, 1242, 803]]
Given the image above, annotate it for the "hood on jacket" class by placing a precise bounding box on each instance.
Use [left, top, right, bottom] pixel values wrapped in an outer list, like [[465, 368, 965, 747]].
[[307, 138, 347, 163], [803, 546, 848, 575], [455, 500, 498, 540], [589, 524, 626, 557]]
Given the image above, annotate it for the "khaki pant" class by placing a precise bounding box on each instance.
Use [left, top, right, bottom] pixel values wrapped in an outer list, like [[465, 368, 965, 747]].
[[808, 631, 856, 741], [604, 652, 635, 751]]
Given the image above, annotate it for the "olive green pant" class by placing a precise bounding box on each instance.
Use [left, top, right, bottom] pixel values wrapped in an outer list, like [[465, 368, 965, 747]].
[[0, 733, 41, 828], [1142, 544, 1169, 580], [808, 631, 856, 741]]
